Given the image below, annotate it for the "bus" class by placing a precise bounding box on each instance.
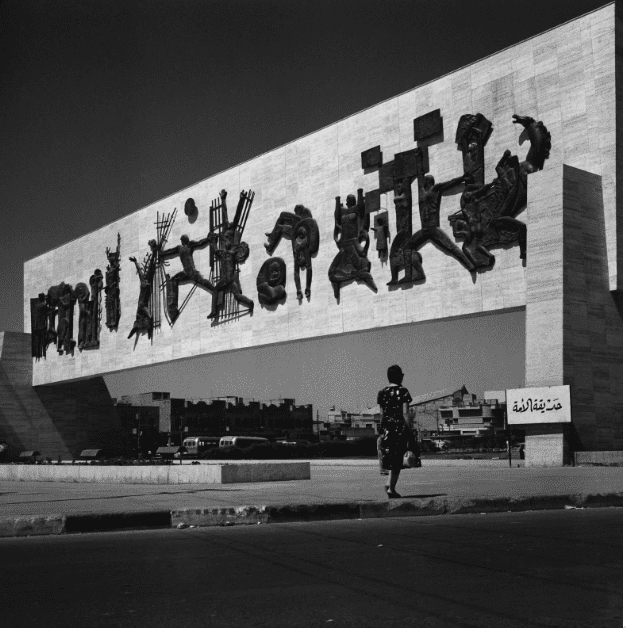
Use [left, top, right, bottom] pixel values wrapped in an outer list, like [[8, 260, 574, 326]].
[[219, 436, 269, 450], [182, 436, 221, 455]]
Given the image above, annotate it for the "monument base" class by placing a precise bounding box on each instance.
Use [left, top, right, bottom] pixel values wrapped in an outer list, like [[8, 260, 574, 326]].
[[524, 165, 623, 464], [0, 461, 311, 484], [524, 424, 570, 467], [0, 331, 131, 459]]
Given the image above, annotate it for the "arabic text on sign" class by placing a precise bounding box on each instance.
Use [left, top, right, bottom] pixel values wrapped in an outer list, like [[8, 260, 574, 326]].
[[511, 398, 563, 413]]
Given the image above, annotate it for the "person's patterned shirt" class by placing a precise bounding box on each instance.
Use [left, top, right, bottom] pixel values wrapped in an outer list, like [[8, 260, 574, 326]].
[[377, 384, 412, 435]]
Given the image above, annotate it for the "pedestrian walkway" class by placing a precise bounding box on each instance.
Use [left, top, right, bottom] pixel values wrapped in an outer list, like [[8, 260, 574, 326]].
[[0, 460, 621, 537]]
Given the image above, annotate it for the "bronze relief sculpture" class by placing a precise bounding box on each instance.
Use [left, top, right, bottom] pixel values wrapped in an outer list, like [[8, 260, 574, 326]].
[[257, 257, 287, 306], [448, 114, 552, 268], [404, 151, 475, 276], [46, 282, 76, 356], [371, 211, 389, 262], [104, 234, 121, 331], [75, 277, 102, 351], [128, 240, 159, 341], [160, 232, 215, 324], [207, 189, 255, 321], [388, 177, 424, 285], [328, 189, 377, 300], [265, 204, 319, 301], [30, 293, 56, 360]]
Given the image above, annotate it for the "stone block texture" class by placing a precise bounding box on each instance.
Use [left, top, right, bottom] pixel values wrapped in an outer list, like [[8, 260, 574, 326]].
[[526, 165, 622, 452], [18, 6, 620, 458], [0, 332, 131, 459], [23, 6, 618, 388]]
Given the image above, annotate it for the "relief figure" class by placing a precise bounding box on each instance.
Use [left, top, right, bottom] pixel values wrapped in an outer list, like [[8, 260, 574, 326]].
[[160, 233, 215, 324], [104, 234, 121, 331], [405, 151, 475, 276], [328, 189, 377, 300], [128, 240, 159, 340], [388, 177, 424, 285], [257, 257, 287, 306], [265, 204, 319, 301]]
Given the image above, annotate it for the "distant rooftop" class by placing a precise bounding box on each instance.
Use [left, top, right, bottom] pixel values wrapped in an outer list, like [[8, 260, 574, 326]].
[[411, 385, 469, 406]]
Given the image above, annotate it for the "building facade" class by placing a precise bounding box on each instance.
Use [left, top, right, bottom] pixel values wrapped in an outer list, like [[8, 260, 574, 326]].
[[1, 5, 620, 462], [116, 393, 314, 444]]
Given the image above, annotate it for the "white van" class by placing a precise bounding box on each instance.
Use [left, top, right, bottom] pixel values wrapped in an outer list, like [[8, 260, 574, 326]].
[[218, 436, 269, 449], [182, 436, 220, 455]]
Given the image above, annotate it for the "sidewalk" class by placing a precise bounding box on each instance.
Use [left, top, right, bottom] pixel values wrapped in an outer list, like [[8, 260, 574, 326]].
[[0, 460, 621, 537]]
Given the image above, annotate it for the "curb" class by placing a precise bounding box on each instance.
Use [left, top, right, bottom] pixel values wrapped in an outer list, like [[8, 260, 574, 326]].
[[0, 492, 621, 538]]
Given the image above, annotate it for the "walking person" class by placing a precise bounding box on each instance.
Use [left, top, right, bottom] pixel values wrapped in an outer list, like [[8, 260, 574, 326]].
[[377, 365, 413, 498]]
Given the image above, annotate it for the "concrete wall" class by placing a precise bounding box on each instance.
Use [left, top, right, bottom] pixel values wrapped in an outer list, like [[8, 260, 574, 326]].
[[24, 6, 618, 387], [525, 165, 622, 454], [0, 332, 130, 459], [0, 461, 311, 484]]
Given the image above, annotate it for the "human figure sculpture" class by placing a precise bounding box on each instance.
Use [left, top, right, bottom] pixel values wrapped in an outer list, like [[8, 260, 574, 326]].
[[104, 235, 121, 331], [84, 269, 103, 348], [128, 240, 159, 339], [46, 282, 75, 355], [256, 257, 287, 306], [160, 232, 216, 323], [74, 282, 91, 350], [448, 113, 549, 265], [265, 204, 319, 301], [371, 216, 388, 261], [388, 177, 424, 285], [455, 113, 493, 187], [328, 189, 377, 299], [208, 218, 254, 320], [56, 284, 75, 355], [456, 185, 496, 268], [292, 223, 312, 300], [31, 293, 56, 359], [207, 189, 255, 320], [405, 152, 475, 276]]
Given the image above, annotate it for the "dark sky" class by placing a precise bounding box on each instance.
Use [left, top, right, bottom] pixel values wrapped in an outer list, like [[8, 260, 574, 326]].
[[1, 0, 612, 411]]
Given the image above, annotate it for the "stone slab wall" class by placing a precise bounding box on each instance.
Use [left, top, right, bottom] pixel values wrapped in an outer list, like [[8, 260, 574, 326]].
[[0, 461, 311, 484], [24, 6, 618, 386], [0, 332, 131, 458], [525, 165, 622, 453]]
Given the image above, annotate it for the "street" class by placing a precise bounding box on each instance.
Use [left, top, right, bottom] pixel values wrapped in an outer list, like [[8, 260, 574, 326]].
[[1, 508, 621, 627]]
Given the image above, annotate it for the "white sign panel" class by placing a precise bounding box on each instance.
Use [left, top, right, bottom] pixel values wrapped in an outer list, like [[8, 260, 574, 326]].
[[506, 385, 571, 425]]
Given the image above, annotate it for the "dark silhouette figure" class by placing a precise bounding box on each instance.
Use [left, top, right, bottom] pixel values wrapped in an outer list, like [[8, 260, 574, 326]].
[[128, 240, 159, 340], [257, 257, 287, 306], [388, 177, 424, 285], [405, 151, 475, 277], [328, 189, 377, 299], [160, 233, 216, 323], [208, 220, 254, 319]]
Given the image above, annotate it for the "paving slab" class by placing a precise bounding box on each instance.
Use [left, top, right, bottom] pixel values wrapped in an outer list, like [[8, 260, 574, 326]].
[[0, 461, 620, 519]]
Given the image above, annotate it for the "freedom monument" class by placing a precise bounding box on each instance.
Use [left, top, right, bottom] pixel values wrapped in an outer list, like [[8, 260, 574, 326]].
[[1, 4, 621, 465]]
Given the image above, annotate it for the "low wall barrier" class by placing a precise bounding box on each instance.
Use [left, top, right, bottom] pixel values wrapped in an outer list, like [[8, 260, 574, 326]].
[[0, 462, 311, 484]]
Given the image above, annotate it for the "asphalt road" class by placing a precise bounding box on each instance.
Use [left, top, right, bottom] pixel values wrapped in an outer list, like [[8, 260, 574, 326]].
[[1, 508, 621, 627]]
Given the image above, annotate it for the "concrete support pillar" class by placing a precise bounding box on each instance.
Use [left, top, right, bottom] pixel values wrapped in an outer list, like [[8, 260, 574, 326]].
[[524, 165, 623, 465], [0, 331, 130, 459]]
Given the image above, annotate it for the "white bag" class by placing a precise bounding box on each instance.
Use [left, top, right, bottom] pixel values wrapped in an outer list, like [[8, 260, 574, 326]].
[[403, 450, 418, 468]]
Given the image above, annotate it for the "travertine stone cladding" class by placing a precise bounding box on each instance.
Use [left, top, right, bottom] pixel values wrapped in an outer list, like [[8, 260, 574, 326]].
[[24, 6, 618, 386]]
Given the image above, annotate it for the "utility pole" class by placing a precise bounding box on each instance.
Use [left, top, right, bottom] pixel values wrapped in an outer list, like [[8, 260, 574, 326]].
[[135, 412, 141, 455], [505, 408, 512, 467]]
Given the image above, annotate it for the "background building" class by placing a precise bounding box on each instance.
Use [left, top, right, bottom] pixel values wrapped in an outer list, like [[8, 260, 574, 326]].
[[410, 386, 507, 445], [116, 393, 314, 446]]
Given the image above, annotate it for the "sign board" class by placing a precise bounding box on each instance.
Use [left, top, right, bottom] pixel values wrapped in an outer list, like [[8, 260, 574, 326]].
[[505, 385, 571, 425]]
